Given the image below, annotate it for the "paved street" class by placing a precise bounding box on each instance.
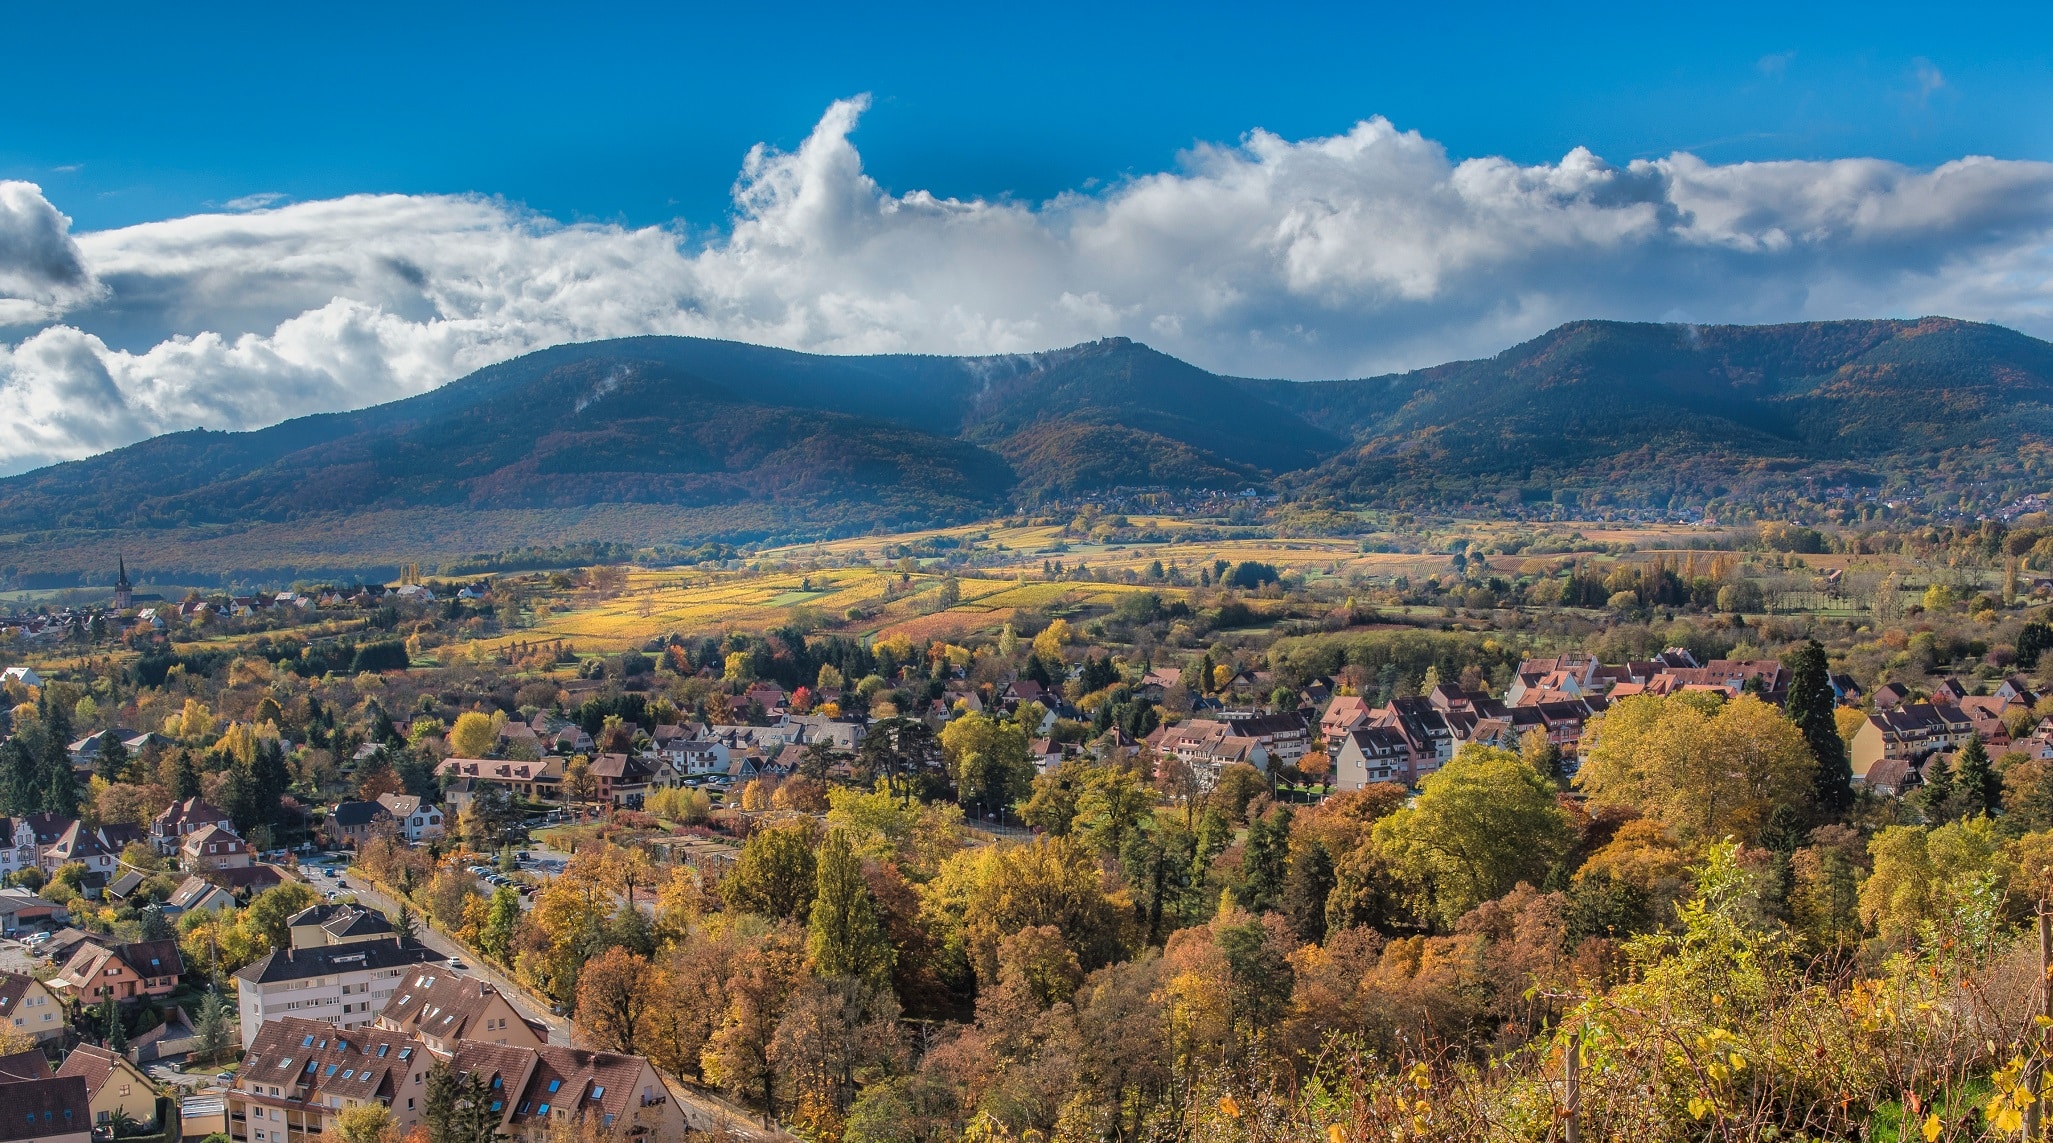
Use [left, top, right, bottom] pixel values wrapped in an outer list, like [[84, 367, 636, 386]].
[[344, 872, 790, 1139]]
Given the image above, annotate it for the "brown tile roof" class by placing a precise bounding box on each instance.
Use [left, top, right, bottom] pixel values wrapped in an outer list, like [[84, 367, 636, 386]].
[[0, 978, 37, 1028], [52, 1045, 127, 1098], [447, 1041, 652, 1131], [0, 1076, 87, 1142], [210, 865, 285, 893], [120, 940, 184, 978], [236, 1016, 426, 1108], [0, 1051, 46, 1084], [378, 971, 521, 1044]]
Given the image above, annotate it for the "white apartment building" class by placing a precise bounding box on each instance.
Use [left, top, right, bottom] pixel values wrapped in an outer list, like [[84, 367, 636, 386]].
[[232, 905, 441, 1048]]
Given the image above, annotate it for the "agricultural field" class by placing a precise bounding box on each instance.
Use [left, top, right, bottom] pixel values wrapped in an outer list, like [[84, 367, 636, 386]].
[[478, 565, 1181, 654], [470, 515, 1971, 654]]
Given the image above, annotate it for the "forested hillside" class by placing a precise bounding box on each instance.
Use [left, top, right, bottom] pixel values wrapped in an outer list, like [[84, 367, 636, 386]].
[[6, 317, 2053, 580]]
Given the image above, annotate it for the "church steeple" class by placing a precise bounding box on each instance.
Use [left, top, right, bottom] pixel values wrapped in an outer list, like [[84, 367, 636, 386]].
[[114, 557, 133, 610]]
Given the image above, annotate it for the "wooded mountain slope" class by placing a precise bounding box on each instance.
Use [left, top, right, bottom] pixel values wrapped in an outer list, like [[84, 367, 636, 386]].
[[1239, 316, 2053, 503], [4, 317, 2052, 579]]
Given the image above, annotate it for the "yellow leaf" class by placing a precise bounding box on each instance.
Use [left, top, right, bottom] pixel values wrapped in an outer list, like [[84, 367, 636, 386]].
[[1688, 1097, 1711, 1120], [1921, 1111, 1941, 1142], [1994, 1103, 2024, 1133], [1328, 1126, 1346, 1143], [1219, 1095, 1240, 1119]]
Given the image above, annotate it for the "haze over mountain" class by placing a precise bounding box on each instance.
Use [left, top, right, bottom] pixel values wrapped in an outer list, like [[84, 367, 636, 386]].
[[3, 315, 2050, 585]]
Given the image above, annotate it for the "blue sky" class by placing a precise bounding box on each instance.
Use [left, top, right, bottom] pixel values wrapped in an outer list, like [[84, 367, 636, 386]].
[[7, 1, 2049, 231], [5, 1, 2053, 472]]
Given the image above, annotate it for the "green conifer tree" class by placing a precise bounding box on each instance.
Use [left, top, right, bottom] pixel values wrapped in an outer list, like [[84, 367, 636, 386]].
[[1279, 839, 1336, 943], [1916, 752, 1955, 822], [1237, 806, 1294, 913], [1786, 639, 1853, 817], [1954, 736, 1999, 819]]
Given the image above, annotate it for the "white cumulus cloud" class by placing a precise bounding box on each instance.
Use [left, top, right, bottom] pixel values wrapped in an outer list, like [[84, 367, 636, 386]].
[[4, 96, 2053, 474]]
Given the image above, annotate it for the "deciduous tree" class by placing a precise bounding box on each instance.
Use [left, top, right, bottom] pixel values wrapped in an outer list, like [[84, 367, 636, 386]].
[[1375, 745, 1569, 926]]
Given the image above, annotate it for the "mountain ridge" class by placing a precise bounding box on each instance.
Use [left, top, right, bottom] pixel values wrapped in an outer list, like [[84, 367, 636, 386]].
[[5, 316, 2053, 581]]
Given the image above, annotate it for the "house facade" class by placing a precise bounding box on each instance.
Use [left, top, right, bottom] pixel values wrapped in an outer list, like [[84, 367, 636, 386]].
[[0, 974, 65, 1044], [49, 939, 183, 1002], [373, 795, 444, 843], [53, 1046, 157, 1131]]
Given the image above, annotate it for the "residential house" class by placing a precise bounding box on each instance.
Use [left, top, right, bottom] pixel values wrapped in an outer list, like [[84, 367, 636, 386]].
[[286, 904, 396, 950], [209, 865, 286, 897], [53, 1045, 156, 1131], [0, 1076, 89, 1143], [1368, 697, 1458, 779], [1319, 695, 1372, 742], [374, 795, 444, 843], [49, 939, 184, 1002], [165, 877, 236, 915], [1331, 726, 1414, 789], [0, 973, 65, 1044], [42, 823, 115, 881], [152, 798, 234, 856], [586, 754, 656, 807], [1997, 675, 2041, 706], [0, 669, 43, 689], [233, 938, 440, 1048], [1216, 710, 1313, 765], [1146, 719, 1269, 789], [1851, 702, 1979, 783], [92, 823, 146, 855], [442, 1041, 686, 1140], [226, 1017, 432, 1142], [322, 803, 393, 849], [433, 757, 563, 802], [376, 972, 545, 1055], [1871, 682, 1914, 709], [63, 730, 141, 770], [181, 824, 251, 871]]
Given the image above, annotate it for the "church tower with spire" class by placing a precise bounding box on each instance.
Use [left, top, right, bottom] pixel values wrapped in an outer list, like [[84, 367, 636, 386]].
[[114, 558, 132, 610]]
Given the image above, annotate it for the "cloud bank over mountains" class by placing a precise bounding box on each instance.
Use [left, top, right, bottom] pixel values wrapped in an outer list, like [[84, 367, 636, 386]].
[[4, 95, 2053, 474]]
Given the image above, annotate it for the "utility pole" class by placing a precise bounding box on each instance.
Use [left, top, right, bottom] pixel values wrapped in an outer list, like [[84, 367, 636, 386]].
[[1563, 1028, 1580, 1143]]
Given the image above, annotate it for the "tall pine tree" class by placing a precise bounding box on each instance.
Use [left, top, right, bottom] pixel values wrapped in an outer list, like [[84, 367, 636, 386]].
[[1237, 806, 1294, 913], [170, 750, 203, 801], [1955, 736, 2000, 819], [94, 734, 128, 783], [1279, 839, 1337, 943], [1916, 752, 1955, 822], [1786, 639, 1852, 818], [0, 739, 35, 818]]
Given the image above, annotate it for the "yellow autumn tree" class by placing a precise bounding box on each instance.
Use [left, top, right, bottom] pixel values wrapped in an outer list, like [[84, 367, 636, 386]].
[[449, 711, 497, 758], [1031, 619, 1073, 661], [165, 698, 216, 741], [1576, 693, 1813, 847]]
